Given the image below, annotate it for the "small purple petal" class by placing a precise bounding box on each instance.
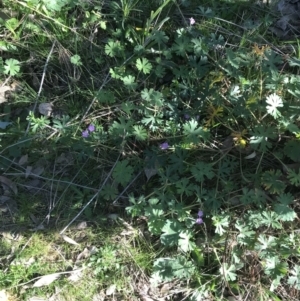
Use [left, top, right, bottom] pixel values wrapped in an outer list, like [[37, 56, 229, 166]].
[[82, 130, 89, 138], [196, 218, 203, 225], [198, 210, 204, 218], [160, 142, 169, 150], [184, 114, 190, 120], [88, 124, 95, 132], [190, 17, 195, 26]]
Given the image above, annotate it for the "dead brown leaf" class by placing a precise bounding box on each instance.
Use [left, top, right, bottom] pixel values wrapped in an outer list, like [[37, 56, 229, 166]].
[[32, 273, 61, 288], [0, 176, 18, 194], [19, 154, 28, 165], [25, 166, 33, 178], [61, 234, 80, 246], [38, 103, 53, 117], [67, 269, 84, 283], [76, 221, 87, 229], [75, 246, 97, 262], [0, 86, 10, 104], [32, 166, 44, 176]]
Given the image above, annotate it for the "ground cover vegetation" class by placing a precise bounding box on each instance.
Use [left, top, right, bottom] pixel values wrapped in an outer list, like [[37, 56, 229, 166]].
[[0, 0, 300, 300]]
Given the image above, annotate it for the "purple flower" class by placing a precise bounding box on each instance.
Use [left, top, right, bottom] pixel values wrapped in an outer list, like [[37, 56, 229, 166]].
[[82, 130, 89, 138], [160, 142, 169, 150], [195, 210, 204, 225], [88, 124, 95, 132], [196, 217, 203, 224], [184, 114, 190, 120], [189, 17, 195, 26]]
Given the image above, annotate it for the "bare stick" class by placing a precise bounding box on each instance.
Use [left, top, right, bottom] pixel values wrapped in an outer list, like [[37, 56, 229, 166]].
[[25, 40, 56, 136], [78, 72, 111, 128], [59, 152, 121, 235], [112, 171, 142, 206]]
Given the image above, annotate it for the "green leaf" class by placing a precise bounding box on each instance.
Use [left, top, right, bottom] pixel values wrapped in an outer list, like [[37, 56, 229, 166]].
[[250, 125, 276, 152], [161, 219, 183, 247], [191, 37, 208, 56], [276, 192, 294, 205], [109, 116, 133, 137], [212, 214, 229, 236], [109, 66, 126, 79], [151, 256, 195, 285], [175, 177, 195, 196], [168, 148, 188, 175], [43, 0, 68, 11], [226, 48, 240, 69], [151, 30, 169, 45], [4, 59, 20, 76], [260, 211, 282, 229], [263, 50, 283, 72], [126, 195, 145, 217], [105, 40, 124, 57], [191, 162, 214, 183], [136, 58, 152, 74], [112, 159, 134, 187], [178, 230, 195, 252], [288, 265, 300, 290], [256, 234, 277, 252], [264, 256, 288, 291], [133, 125, 148, 141], [141, 88, 164, 107], [274, 193, 296, 222], [5, 18, 19, 34], [0, 57, 4, 74], [288, 169, 300, 186], [100, 185, 118, 201], [261, 169, 286, 194], [96, 90, 116, 105], [70, 54, 82, 66], [240, 188, 256, 205], [145, 200, 165, 235], [121, 102, 136, 114], [172, 35, 192, 57], [288, 57, 300, 67], [183, 119, 210, 143], [141, 115, 160, 131], [284, 140, 300, 162], [154, 65, 166, 78], [235, 220, 256, 246], [220, 263, 237, 281], [121, 75, 137, 90]]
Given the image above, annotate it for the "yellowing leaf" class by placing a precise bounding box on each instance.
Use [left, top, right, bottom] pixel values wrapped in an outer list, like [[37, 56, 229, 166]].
[[252, 43, 269, 56], [231, 130, 248, 148], [209, 71, 225, 88], [205, 105, 223, 127]]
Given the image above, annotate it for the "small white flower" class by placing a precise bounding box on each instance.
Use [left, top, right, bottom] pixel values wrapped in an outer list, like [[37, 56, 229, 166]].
[[266, 93, 283, 119], [266, 93, 283, 108], [189, 17, 195, 26]]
